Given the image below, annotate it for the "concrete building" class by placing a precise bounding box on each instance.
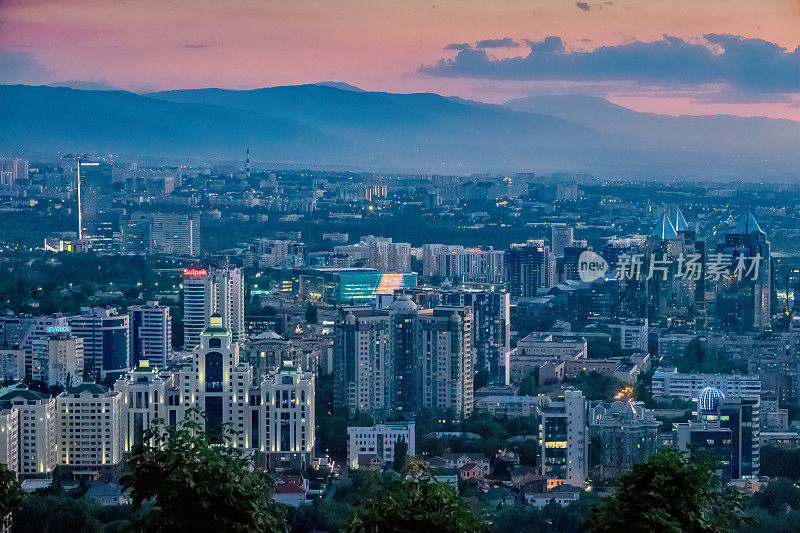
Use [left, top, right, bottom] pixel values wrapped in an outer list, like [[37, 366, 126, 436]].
[[333, 307, 390, 416], [56, 384, 123, 479], [120, 212, 200, 257], [41, 332, 84, 387], [651, 368, 761, 401], [67, 308, 130, 379], [536, 389, 588, 487], [417, 307, 474, 420], [439, 290, 511, 386], [436, 248, 505, 286], [128, 301, 171, 370], [262, 359, 315, 470], [590, 401, 660, 480], [509, 333, 587, 382], [551, 224, 574, 257], [0, 387, 56, 479], [183, 267, 245, 348], [0, 348, 24, 382], [674, 419, 733, 481], [347, 422, 415, 469], [115, 362, 167, 453], [619, 318, 649, 351], [0, 404, 19, 475]]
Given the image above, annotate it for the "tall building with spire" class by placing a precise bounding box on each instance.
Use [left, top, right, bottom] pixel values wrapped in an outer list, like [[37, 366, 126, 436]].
[[715, 210, 772, 332]]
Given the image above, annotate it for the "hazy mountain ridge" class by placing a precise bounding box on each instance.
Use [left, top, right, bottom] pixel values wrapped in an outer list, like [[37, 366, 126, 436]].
[[504, 94, 800, 151], [0, 83, 797, 178]]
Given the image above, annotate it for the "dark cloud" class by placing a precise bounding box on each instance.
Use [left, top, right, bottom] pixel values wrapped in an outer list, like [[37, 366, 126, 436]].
[[421, 34, 800, 94], [444, 43, 470, 51], [0, 48, 50, 84], [576, 2, 591, 11], [475, 38, 520, 49], [184, 43, 211, 49]]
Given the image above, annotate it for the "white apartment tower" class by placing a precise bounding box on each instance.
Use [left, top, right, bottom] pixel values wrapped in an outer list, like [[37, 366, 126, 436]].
[[417, 307, 474, 420], [0, 405, 19, 475], [333, 308, 390, 416], [56, 384, 123, 478], [115, 361, 167, 453], [536, 388, 588, 486], [0, 387, 56, 478], [43, 332, 84, 387], [262, 359, 315, 469]]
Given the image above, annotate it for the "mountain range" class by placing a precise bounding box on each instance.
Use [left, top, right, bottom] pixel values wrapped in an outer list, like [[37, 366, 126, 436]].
[[1, 83, 797, 179]]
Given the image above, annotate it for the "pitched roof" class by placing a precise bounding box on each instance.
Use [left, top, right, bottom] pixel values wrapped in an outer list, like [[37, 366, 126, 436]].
[[653, 212, 678, 240], [67, 383, 109, 395], [670, 205, 689, 232], [734, 210, 765, 235]]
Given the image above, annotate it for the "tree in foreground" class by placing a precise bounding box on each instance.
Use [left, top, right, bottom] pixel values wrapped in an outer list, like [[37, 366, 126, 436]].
[[121, 407, 287, 532], [589, 447, 746, 533], [0, 461, 25, 528], [343, 462, 486, 533]]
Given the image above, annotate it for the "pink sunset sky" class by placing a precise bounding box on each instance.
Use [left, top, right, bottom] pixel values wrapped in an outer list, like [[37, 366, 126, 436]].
[[1, 0, 798, 119]]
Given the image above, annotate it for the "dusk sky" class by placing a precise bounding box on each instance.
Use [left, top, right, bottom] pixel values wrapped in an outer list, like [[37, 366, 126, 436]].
[[1, 0, 798, 119]]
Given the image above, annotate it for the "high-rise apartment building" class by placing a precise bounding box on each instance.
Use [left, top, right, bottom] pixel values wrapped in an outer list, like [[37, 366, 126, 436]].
[[182, 267, 244, 348], [0, 404, 19, 475], [551, 224, 574, 257], [0, 158, 28, 187], [535, 388, 588, 486], [0, 387, 56, 479], [115, 361, 167, 453], [56, 384, 123, 478], [715, 210, 772, 332], [417, 307, 474, 420], [67, 307, 130, 379], [262, 359, 315, 470], [333, 307, 390, 416], [505, 240, 556, 297], [440, 290, 510, 385], [436, 248, 505, 286], [40, 332, 84, 387], [422, 244, 464, 278], [120, 213, 201, 256], [128, 301, 171, 369]]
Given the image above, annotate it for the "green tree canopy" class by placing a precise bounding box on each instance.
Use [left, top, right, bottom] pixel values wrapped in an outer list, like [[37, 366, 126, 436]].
[[0, 462, 25, 519], [589, 447, 746, 533], [121, 407, 287, 532], [343, 470, 487, 533]]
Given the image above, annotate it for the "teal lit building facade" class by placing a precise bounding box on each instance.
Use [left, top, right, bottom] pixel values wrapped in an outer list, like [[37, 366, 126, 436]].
[[299, 268, 417, 305]]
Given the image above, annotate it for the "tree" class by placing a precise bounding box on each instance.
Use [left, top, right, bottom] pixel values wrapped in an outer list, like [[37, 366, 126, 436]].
[[343, 471, 487, 533], [393, 437, 408, 472], [121, 407, 287, 532], [0, 462, 24, 521], [305, 303, 318, 324], [589, 447, 746, 533]]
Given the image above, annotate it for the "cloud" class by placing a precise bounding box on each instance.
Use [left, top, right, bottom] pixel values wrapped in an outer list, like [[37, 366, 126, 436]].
[[0, 48, 50, 84], [576, 2, 591, 11], [444, 43, 470, 51], [476, 37, 520, 49], [421, 34, 800, 94], [184, 43, 211, 49]]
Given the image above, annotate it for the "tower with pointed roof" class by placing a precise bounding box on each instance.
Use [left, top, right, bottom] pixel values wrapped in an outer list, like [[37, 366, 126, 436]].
[[715, 210, 772, 332]]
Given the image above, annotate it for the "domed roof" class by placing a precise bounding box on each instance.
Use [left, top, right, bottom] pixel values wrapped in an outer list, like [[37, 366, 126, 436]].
[[697, 387, 725, 412], [389, 294, 418, 312]]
